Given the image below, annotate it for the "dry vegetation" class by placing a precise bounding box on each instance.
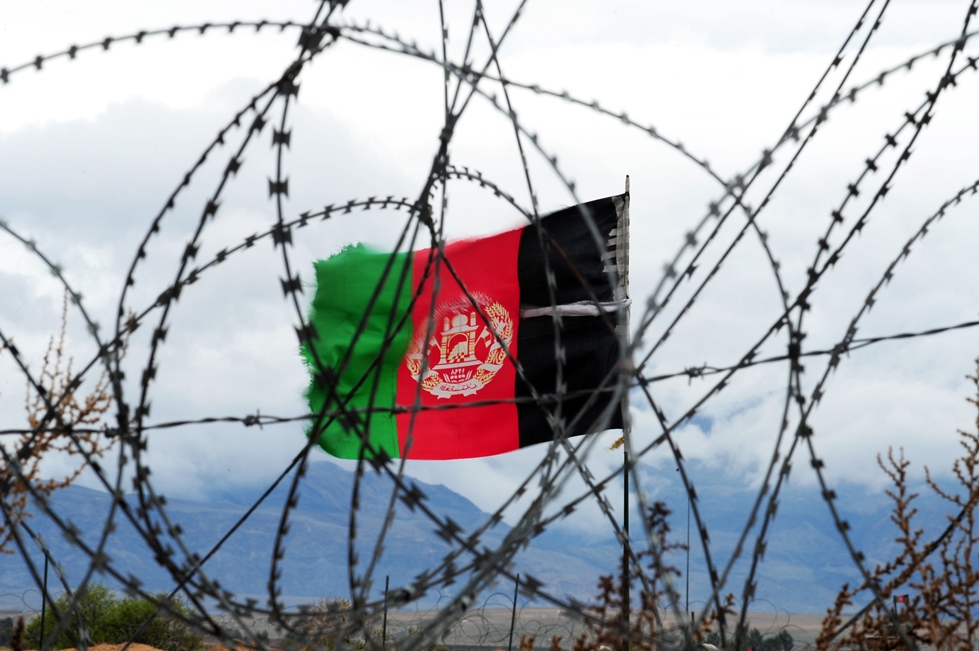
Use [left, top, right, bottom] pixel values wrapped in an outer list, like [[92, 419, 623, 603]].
[[0, 292, 117, 552], [521, 502, 733, 651], [817, 357, 979, 651]]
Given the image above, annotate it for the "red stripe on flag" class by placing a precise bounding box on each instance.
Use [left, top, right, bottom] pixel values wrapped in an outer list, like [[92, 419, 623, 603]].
[[395, 228, 523, 459]]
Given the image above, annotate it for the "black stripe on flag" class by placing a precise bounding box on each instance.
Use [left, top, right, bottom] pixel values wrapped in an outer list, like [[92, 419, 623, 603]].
[[515, 196, 625, 446]]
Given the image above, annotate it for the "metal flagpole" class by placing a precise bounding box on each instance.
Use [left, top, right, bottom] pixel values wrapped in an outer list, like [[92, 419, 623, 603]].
[[622, 447, 630, 651], [508, 574, 520, 651], [618, 176, 632, 651], [383, 575, 389, 649]]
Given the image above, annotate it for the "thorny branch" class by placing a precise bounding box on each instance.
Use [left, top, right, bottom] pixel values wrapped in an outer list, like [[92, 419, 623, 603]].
[[0, 291, 117, 553], [818, 357, 979, 651]]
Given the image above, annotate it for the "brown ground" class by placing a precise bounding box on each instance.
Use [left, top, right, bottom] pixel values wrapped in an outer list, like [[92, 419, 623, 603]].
[[2, 646, 163, 651], [5, 644, 256, 651]]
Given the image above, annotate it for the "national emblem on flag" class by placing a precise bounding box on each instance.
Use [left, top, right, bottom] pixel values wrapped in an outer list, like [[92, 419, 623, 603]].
[[301, 193, 630, 460]]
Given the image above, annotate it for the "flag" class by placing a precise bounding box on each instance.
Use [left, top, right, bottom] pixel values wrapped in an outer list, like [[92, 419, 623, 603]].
[[302, 193, 630, 460], [894, 594, 910, 604]]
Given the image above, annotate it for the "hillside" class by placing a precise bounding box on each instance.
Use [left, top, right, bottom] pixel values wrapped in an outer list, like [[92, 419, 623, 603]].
[[1, 460, 959, 614]]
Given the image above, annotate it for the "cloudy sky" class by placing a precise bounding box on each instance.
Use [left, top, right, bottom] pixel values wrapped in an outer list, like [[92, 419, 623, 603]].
[[2, 0, 979, 585]]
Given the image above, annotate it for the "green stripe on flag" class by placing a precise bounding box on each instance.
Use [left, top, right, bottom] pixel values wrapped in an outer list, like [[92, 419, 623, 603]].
[[302, 244, 413, 459]]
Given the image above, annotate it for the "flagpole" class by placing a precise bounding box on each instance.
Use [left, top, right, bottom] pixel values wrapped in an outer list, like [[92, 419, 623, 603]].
[[619, 175, 632, 651]]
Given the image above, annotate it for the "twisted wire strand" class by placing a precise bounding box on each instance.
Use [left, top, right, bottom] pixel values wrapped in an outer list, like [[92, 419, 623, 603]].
[[2, 3, 979, 651]]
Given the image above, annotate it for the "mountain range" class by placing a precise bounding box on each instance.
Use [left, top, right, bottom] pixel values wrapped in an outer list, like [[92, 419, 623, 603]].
[[0, 459, 959, 615]]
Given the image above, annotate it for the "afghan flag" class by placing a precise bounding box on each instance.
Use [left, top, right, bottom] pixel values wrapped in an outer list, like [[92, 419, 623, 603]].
[[302, 193, 630, 460]]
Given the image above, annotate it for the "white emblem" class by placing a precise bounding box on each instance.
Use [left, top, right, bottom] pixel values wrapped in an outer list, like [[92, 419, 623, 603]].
[[404, 293, 513, 399]]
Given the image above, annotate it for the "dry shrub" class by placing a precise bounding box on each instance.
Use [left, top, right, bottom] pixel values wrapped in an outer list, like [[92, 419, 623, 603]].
[[818, 356, 979, 651], [287, 597, 356, 651], [546, 502, 732, 651], [0, 291, 118, 552]]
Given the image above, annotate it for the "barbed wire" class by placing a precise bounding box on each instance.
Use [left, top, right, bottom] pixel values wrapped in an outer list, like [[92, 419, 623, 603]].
[[2, 1, 979, 650]]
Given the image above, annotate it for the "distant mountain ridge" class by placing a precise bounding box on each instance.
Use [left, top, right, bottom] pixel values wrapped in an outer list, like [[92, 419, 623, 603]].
[[2, 461, 612, 610], [0, 460, 959, 614]]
